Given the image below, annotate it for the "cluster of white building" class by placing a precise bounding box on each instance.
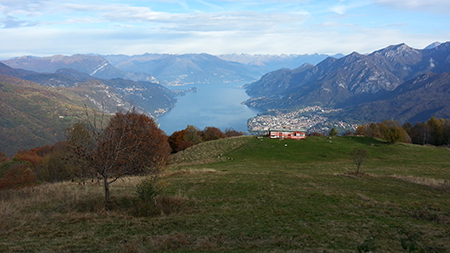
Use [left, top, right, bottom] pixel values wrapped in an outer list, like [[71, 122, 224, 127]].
[[247, 106, 357, 133]]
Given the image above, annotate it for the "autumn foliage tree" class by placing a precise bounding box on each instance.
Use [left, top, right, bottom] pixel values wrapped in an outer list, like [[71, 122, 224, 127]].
[[358, 117, 450, 146], [184, 125, 202, 145], [0, 157, 37, 190], [168, 129, 191, 153], [66, 109, 171, 204], [0, 142, 77, 188], [0, 153, 9, 164], [202, 126, 226, 141], [356, 120, 408, 144], [0, 163, 36, 190], [168, 125, 202, 153], [224, 128, 244, 137], [169, 125, 244, 153], [0, 150, 41, 189]]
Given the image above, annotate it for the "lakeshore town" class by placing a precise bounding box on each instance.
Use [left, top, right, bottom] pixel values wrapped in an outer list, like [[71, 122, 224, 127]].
[[247, 106, 359, 134]]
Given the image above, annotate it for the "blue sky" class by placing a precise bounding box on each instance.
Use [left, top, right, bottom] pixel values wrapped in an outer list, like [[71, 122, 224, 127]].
[[0, 0, 449, 58]]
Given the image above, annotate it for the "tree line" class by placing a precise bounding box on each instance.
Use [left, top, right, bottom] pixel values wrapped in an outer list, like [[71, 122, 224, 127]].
[[355, 117, 450, 145], [168, 125, 244, 153]]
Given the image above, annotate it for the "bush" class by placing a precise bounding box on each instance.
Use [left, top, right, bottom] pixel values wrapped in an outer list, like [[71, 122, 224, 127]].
[[202, 126, 225, 141], [0, 163, 37, 190], [133, 176, 186, 217], [224, 128, 244, 137], [307, 132, 326, 137], [135, 176, 163, 203]]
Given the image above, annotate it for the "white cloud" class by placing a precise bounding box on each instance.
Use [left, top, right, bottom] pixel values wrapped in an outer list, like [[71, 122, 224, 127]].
[[330, 5, 347, 15], [328, 1, 372, 15], [0, 17, 447, 58], [0, 0, 449, 57], [376, 0, 450, 14]]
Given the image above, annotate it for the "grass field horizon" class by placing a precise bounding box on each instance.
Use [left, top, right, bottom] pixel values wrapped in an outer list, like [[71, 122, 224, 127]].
[[1, 135, 449, 252]]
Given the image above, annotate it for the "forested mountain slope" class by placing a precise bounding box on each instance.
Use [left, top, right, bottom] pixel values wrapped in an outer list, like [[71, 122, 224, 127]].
[[0, 74, 94, 156], [244, 42, 450, 123]]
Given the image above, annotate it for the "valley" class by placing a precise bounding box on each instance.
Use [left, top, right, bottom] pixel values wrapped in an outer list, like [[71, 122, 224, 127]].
[[1, 1, 449, 252], [0, 41, 449, 155]]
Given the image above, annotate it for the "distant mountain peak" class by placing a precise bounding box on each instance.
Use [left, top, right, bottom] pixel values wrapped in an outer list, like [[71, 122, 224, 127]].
[[375, 43, 415, 54], [369, 43, 420, 62], [424, 41, 442, 50]]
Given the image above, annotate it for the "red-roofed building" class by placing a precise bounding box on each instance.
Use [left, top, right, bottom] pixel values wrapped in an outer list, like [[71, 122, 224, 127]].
[[269, 129, 306, 140]]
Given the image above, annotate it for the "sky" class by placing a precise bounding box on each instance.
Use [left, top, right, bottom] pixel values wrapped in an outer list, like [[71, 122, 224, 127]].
[[0, 0, 449, 58]]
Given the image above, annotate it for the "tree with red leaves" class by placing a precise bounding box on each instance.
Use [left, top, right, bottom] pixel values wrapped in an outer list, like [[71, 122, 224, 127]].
[[66, 109, 171, 205], [202, 126, 225, 141], [168, 129, 190, 153]]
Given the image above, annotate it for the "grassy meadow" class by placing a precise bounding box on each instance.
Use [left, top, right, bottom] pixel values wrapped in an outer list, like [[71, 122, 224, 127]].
[[1, 135, 449, 252]]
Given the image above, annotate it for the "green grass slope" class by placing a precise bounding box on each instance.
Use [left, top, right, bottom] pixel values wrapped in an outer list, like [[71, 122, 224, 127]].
[[1, 136, 449, 252]]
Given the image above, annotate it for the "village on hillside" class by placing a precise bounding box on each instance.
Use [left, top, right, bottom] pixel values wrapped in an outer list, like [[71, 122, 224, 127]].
[[247, 106, 358, 134]]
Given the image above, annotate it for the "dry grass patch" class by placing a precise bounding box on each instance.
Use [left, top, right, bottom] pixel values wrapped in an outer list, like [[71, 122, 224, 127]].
[[0, 181, 106, 231], [0, 175, 191, 230], [170, 136, 252, 165], [144, 232, 223, 252], [389, 174, 450, 188], [163, 168, 218, 177]]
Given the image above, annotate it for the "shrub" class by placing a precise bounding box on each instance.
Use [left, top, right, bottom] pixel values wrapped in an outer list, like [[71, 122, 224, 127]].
[[307, 132, 326, 137], [0, 152, 9, 164], [224, 128, 244, 137], [135, 175, 164, 203], [0, 163, 37, 190], [202, 126, 225, 141], [351, 148, 368, 175], [329, 127, 338, 137]]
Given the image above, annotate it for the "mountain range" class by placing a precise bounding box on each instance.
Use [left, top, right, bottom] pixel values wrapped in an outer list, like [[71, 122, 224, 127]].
[[1, 42, 449, 155], [217, 53, 344, 73], [2, 53, 339, 86], [2, 54, 158, 83], [244, 42, 450, 123], [0, 62, 177, 156], [0, 62, 176, 116]]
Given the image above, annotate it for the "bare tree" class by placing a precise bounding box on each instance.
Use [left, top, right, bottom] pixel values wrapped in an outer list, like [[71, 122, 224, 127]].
[[66, 109, 171, 205], [351, 148, 368, 175]]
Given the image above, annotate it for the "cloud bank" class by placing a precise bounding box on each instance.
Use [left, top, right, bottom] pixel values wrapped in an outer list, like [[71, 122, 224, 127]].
[[0, 0, 449, 58]]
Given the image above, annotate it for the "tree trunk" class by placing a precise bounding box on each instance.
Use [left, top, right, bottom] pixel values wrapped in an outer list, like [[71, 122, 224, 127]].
[[103, 175, 110, 209]]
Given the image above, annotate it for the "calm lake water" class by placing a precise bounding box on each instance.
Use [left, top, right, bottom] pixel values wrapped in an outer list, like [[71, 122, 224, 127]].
[[157, 83, 260, 135]]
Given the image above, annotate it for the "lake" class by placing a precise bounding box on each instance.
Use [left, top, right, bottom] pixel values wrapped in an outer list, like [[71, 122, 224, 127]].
[[157, 83, 260, 135]]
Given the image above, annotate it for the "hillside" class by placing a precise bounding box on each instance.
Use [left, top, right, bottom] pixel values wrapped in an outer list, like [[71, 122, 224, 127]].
[[334, 72, 450, 123], [1, 136, 449, 252], [0, 70, 180, 156], [244, 42, 450, 123], [0, 75, 98, 156], [0, 62, 177, 116]]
